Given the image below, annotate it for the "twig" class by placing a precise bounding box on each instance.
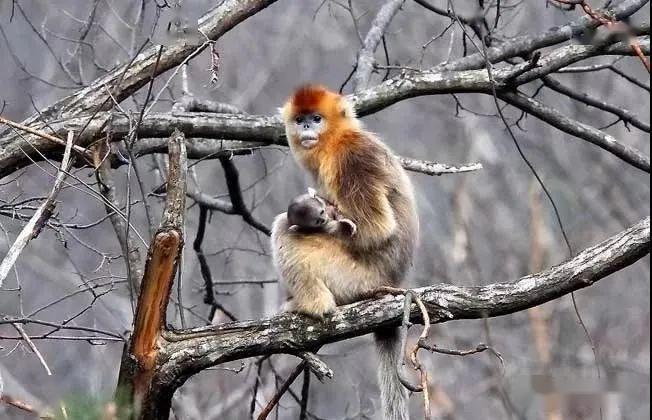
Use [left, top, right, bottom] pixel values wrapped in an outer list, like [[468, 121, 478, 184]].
[[396, 291, 424, 393], [94, 140, 143, 298], [0, 394, 53, 419], [499, 90, 651, 173], [550, 0, 650, 72], [397, 157, 483, 176], [12, 323, 53, 376], [0, 131, 74, 287], [297, 351, 333, 382], [409, 292, 432, 420], [193, 205, 237, 321], [256, 362, 306, 420], [541, 74, 650, 132], [219, 156, 271, 236], [420, 342, 501, 359], [299, 367, 310, 420], [0, 115, 90, 159]]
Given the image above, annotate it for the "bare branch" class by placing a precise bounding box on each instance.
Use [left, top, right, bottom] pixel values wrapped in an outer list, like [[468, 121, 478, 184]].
[[0, 394, 53, 419], [541, 75, 650, 132], [219, 156, 271, 236], [0, 131, 74, 287], [1, 31, 648, 177], [32, 0, 279, 120], [352, 0, 406, 92], [94, 141, 144, 293], [256, 362, 306, 420], [158, 217, 650, 392], [499, 90, 651, 172], [397, 157, 483, 175], [296, 352, 333, 382], [434, 0, 648, 72], [116, 129, 187, 418], [0, 115, 91, 159], [12, 322, 53, 376]]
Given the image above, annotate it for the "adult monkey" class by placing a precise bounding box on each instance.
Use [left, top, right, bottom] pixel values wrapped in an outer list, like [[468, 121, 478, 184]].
[[271, 85, 419, 420]]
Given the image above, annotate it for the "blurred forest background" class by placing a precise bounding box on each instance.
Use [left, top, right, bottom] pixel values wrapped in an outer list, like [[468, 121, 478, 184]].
[[0, 1, 649, 419]]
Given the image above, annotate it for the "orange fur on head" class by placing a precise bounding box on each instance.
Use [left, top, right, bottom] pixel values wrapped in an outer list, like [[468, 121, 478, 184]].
[[281, 85, 361, 172]]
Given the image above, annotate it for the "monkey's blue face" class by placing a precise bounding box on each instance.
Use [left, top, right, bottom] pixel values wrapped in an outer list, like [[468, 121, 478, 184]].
[[294, 113, 325, 149]]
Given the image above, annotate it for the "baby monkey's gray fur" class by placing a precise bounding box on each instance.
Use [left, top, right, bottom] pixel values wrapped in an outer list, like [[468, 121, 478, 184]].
[[287, 188, 356, 237]]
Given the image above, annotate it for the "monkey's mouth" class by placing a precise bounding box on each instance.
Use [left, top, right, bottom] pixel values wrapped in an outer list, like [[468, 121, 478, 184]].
[[301, 139, 318, 148], [300, 134, 319, 148]]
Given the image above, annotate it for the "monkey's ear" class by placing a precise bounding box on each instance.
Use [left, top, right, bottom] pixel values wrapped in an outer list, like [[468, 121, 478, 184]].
[[279, 103, 293, 123], [340, 96, 357, 119], [288, 225, 300, 232]]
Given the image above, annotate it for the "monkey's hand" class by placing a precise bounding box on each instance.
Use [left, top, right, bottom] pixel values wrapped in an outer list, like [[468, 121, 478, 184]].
[[325, 219, 357, 237], [283, 293, 337, 320], [339, 218, 357, 237]]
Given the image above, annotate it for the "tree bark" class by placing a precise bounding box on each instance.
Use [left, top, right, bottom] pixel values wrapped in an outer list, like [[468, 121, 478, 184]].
[[116, 130, 187, 419]]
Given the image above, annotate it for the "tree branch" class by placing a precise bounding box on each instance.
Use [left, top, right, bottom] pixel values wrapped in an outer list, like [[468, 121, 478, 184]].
[[541, 75, 650, 132], [0, 131, 74, 287], [154, 217, 649, 396], [499, 90, 651, 172], [1, 32, 648, 177], [94, 140, 144, 294], [351, 36, 650, 115], [219, 156, 271, 236], [23, 0, 278, 121], [352, 0, 406, 92], [116, 129, 187, 419]]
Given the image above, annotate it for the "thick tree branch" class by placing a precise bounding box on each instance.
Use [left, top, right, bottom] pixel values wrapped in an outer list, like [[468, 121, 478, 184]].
[[1, 33, 646, 178], [351, 36, 650, 115], [0, 0, 277, 176], [1, 27, 648, 177], [433, 0, 648, 72], [151, 217, 649, 398], [20, 0, 278, 122]]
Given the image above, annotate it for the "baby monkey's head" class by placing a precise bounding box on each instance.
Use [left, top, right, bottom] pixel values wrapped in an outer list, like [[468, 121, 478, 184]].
[[287, 190, 330, 230]]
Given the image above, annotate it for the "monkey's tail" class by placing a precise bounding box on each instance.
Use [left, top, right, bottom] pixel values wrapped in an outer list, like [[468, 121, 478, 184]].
[[376, 327, 409, 420]]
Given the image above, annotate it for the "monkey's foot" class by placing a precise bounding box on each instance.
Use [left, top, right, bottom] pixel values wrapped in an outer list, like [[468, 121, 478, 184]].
[[285, 294, 337, 320]]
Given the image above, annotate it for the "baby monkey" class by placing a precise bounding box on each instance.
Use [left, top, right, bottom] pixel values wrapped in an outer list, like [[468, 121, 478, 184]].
[[287, 188, 356, 237]]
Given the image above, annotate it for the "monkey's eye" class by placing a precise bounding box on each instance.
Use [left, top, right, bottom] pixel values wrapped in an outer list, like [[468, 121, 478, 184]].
[[312, 115, 322, 123], [295, 116, 306, 124]]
